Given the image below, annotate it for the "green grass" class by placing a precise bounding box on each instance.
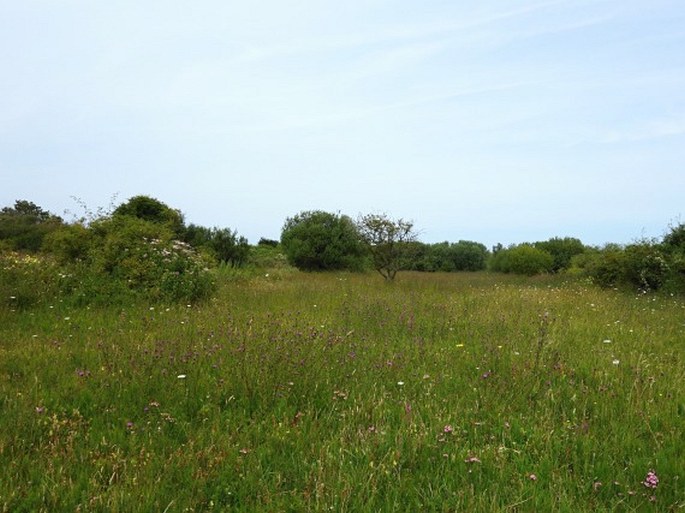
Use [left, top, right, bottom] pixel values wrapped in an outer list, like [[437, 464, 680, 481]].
[[1, 271, 683, 512]]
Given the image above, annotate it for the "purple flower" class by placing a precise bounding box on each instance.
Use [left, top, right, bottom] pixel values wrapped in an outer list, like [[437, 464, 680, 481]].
[[642, 470, 659, 489]]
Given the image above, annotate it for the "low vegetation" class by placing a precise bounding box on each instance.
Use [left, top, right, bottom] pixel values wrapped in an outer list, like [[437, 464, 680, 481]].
[[1, 271, 683, 511]]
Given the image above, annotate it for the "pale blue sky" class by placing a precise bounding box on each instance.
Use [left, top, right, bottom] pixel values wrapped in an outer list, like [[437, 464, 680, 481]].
[[1, 0, 684, 247]]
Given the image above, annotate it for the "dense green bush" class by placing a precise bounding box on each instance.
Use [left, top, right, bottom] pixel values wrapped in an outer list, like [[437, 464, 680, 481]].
[[489, 244, 554, 275], [403, 241, 488, 272], [86, 216, 215, 302], [534, 237, 586, 272], [0, 200, 63, 252], [113, 195, 185, 236], [182, 224, 250, 267], [281, 211, 367, 271], [585, 242, 674, 292]]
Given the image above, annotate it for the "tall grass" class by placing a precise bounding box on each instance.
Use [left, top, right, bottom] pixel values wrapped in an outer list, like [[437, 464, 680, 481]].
[[1, 271, 683, 511]]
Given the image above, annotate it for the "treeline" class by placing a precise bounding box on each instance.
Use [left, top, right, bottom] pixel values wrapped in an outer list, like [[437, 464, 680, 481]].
[[2, 197, 684, 307]]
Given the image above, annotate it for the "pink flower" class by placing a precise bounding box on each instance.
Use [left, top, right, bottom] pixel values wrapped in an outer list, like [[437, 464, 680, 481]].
[[443, 424, 454, 434], [642, 470, 659, 489], [464, 456, 481, 464], [528, 473, 538, 481]]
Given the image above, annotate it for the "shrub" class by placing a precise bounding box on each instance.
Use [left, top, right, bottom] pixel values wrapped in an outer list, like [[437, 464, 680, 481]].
[[490, 244, 554, 276], [623, 243, 670, 291], [281, 211, 367, 271], [0, 200, 63, 252], [584, 245, 626, 288], [534, 237, 586, 272], [87, 216, 215, 302], [42, 223, 92, 263], [112, 195, 185, 236], [585, 242, 671, 292]]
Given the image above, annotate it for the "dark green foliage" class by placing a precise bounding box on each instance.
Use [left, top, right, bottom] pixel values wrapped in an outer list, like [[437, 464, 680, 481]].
[[663, 222, 685, 250], [435, 240, 488, 271], [182, 223, 213, 248], [0, 200, 63, 252], [113, 195, 185, 236], [403, 241, 488, 272], [534, 237, 586, 272], [182, 224, 250, 267], [357, 213, 416, 280], [281, 211, 367, 271], [258, 237, 279, 247], [586, 242, 671, 291], [489, 244, 554, 275], [209, 228, 250, 267]]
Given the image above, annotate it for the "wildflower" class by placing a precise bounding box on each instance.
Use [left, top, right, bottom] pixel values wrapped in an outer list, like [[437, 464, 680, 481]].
[[443, 424, 454, 434], [528, 473, 538, 481], [642, 470, 659, 489], [464, 456, 481, 464], [177, 374, 187, 379], [397, 381, 404, 386], [239, 448, 250, 455], [455, 343, 464, 348], [612, 359, 620, 365], [35, 406, 45, 414], [603, 339, 612, 344], [126, 421, 134, 430]]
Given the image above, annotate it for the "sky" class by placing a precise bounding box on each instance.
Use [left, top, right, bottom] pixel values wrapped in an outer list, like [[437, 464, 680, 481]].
[[1, 0, 684, 247]]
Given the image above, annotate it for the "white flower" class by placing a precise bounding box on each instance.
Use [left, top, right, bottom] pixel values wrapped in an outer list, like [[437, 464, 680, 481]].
[[397, 381, 405, 386], [177, 374, 187, 379], [603, 339, 612, 344], [612, 359, 620, 365]]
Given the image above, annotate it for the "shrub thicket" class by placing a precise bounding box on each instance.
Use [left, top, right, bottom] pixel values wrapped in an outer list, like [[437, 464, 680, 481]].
[[489, 244, 554, 276], [403, 241, 488, 272], [0, 200, 63, 252], [585, 241, 675, 292], [534, 237, 586, 272]]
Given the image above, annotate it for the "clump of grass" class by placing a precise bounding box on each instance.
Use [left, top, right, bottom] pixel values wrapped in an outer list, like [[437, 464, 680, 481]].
[[0, 271, 682, 511]]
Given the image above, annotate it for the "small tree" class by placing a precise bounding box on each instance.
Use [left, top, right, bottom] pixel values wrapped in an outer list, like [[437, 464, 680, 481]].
[[357, 213, 417, 281]]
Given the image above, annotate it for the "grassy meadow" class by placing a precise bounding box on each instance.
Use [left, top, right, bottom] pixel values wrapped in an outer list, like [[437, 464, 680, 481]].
[[1, 270, 683, 511]]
